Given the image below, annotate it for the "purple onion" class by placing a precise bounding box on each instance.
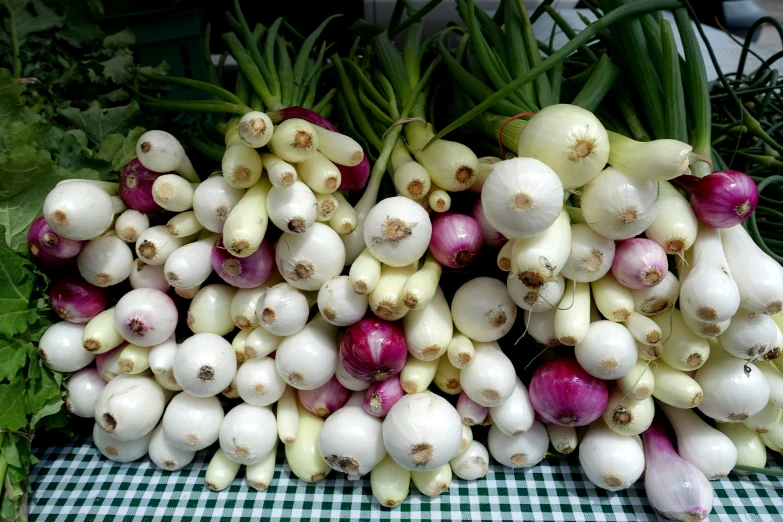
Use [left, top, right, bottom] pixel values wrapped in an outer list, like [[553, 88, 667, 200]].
[[211, 236, 274, 288], [429, 213, 483, 268], [338, 155, 370, 191], [28, 216, 69, 270], [39, 223, 84, 259], [643, 416, 714, 521], [268, 107, 369, 191], [363, 375, 404, 417], [267, 106, 339, 131], [50, 277, 107, 324], [120, 159, 164, 213], [297, 375, 351, 418], [456, 391, 488, 425], [529, 358, 608, 427], [471, 199, 507, 247], [340, 318, 408, 382], [611, 238, 668, 289], [690, 170, 758, 228]]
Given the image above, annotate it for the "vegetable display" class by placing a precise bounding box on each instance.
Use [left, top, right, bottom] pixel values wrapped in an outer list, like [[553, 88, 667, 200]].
[[6, 0, 783, 519]]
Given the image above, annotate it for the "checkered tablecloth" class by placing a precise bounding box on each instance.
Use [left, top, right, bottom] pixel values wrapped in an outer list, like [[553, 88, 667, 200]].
[[28, 432, 783, 521]]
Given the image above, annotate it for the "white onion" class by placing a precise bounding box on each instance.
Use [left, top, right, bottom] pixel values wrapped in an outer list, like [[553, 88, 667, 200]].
[[114, 288, 178, 346], [148, 335, 181, 392], [716, 422, 768, 471], [652, 360, 704, 409], [447, 334, 476, 369], [238, 111, 273, 148], [114, 209, 149, 243], [92, 422, 150, 463], [244, 326, 282, 360], [371, 454, 411, 507], [187, 284, 237, 336], [722, 224, 783, 315], [275, 315, 338, 390], [645, 180, 698, 254], [317, 276, 368, 327], [261, 153, 297, 188], [554, 280, 591, 346], [94, 374, 165, 441], [192, 176, 245, 233], [460, 342, 516, 407], [135, 225, 191, 266], [480, 157, 564, 239], [546, 424, 578, 455], [161, 392, 224, 451], [129, 259, 170, 293], [410, 464, 452, 497], [276, 223, 346, 290], [39, 321, 95, 373], [235, 357, 286, 406], [258, 283, 309, 336], [433, 356, 462, 395], [286, 403, 331, 482], [44, 181, 115, 240], [148, 423, 195, 471], [219, 403, 277, 465], [222, 142, 262, 189], [758, 362, 783, 408], [166, 211, 203, 238], [601, 388, 654, 436], [399, 354, 439, 394], [65, 368, 106, 418], [298, 151, 341, 194], [403, 287, 453, 361], [488, 420, 548, 468], [631, 270, 679, 316], [581, 167, 659, 240], [152, 175, 196, 212], [268, 118, 319, 162], [661, 402, 737, 479], [654, 308, 711, 371], [489, 378, 535, 436], [363, 196, 432, 267], [246, 440, 278, 490], [617, 359, 655, 400], [448, 439, 488, 481], [231, 286, 266, 330], [369, 263, 416, 321], [136, 130, 198, 182], [591, 272, 634, 322], [173, 333, 237, 397], [267, 181, 318, 233], [511, 209, 571, 289], [578, 420, 644, 491], [164, 234, 217, 289], [575, 320, 637, 379], [451, 277, 516, 342], [742, 401, 782, 433], [561, 223, 615, 282], [319, 401, 386, 479], [383, 391, 462, 471], [77, 234, 133, 287], [695, 345, 770, 422], [336, 356, 371, 391], [524, 309, 561, 347], [719, 308, 777, 361], [508, 272, 566, 313]]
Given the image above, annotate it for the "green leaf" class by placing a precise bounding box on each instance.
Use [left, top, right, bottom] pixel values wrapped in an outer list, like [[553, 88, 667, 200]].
[[26, 354, 61, 416], [0, 69, 24, 120], [12, 0, 64, 46], [0, 379, 26, 431], [0, 337, 29, 382], [96, 132, 123, 163], [100, 53, 133, 84], [2, 434, 22, 468], [57, 100, 140, 144], [103, 28, 135, 49], [30, 394, 62, 430], [112, 126, 145, 171], [55, 129, 92, 171], [40, 404, 67, 431], [97, 88, 129, 104], [138, 60, 171, 77], [0, 238, 34, 336], [0, 145, 56, 199]]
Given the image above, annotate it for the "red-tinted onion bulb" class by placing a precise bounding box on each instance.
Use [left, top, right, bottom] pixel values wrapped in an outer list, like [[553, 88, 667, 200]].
[[429, 213, 483, 269], [50, 277, 107, 324], [340, 318, 408, 382], [611, 238, 668, 289], [120, 159, 164, 213], [691, 170, 758, 228], [27, 216, 69, 270], [297, 375, 351, 418], [211, 236, 274, 288], [471, 199, 507, 247], [528, 358, 608, 427], [39, 223, 84, 259], [363, 375, 404, 417]]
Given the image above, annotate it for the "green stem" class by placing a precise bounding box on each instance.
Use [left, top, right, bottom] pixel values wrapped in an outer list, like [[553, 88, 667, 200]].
[[188, 134, 226, 162], [222, 32, 281, 109], [748, 175, 783, 263], [139, 72, 248, 108], [7, 5, 20, 78], [544, 6, 598, 64], [389, 0, 445, 37], [331, 54, 382, 151], [427, 0, 681, 147], [571, 54, 619, 111], [517, 0, 552, 108], [312, 88, 337, 114], [660, 19, 687, 142], [140, 99, 248, 115]]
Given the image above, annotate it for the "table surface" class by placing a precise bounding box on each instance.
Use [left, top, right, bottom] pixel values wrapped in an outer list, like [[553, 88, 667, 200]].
[[29, 432, 783, 522]]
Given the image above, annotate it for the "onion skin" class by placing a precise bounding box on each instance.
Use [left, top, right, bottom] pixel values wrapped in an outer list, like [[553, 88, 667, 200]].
[[611, 238, 668, 290], [690, 170, 758, 228], [50, 277, 107, 324], [337, 155, 370, 191], [297, 375, 351, 418], [28, 216, 69, 270], [212, 236, 274, 289], [364, 375, 404, 417], [429, 213, 483, 269], [471, 199, 507, 247], [528, 358, 608, 427], [340, 318, 408, 382], [120, 159, 164, 213]]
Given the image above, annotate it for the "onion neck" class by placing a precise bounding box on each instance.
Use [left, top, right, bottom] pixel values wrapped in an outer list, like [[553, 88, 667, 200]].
[[483, 113, 525, 154]]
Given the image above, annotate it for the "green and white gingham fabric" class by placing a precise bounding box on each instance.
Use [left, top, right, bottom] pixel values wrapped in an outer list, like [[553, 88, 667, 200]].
[[29, 433, 783, 521]]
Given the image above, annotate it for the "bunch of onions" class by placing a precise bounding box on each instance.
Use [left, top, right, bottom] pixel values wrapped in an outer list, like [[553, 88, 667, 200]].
[[611, 238, 668, 289], [50, 277, 106, 324], [340, 318, 408, 383], [690, 170, 758, 228], [119, 159, 164, 213], [428, 213, 483, 268], [297, 376, 351, 418], [528, 358, 608, 427], [471, 199, 507, 247], [212, 237, 274, 288]]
